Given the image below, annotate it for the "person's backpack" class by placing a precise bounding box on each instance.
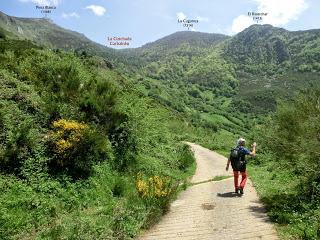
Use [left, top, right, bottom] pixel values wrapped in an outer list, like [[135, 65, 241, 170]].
[[230, 147, 245, 170]]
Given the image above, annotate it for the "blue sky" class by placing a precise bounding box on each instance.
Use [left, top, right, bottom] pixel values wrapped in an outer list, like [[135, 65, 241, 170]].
[[0, 0, 319, 48]]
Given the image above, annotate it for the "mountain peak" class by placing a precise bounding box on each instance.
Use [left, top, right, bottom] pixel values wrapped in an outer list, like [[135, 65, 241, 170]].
[[140, 31, 229, 49], [238, 24, 288, 37]]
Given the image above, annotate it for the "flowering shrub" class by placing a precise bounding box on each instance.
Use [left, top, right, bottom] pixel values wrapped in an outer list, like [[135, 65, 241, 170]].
[[51, 119, 88, 164], [136, 173, 173, 199], [48, 118, 112, 178]]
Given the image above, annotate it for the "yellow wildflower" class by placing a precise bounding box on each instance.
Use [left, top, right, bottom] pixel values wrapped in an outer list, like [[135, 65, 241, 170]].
[[50, 119, 89, 165]]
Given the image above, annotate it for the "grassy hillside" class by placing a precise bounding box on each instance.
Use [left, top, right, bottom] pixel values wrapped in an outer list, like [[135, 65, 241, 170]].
[[118, 24, 320, 133], [0, 37, 218, 239], [223, 24, 320, 74], [119, 32, 251, 138], [0, 11, 124, 64], [223, 24, 320, 113], [248, 88, 320, 240]]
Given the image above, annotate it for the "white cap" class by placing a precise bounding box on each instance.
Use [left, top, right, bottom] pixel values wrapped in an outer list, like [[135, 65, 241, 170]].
[[237, 138, 246, 145]]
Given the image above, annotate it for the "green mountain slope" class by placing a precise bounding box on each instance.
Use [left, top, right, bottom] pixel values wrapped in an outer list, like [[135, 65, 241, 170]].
[[121, 31, 228, 64], [121, 24, 320, 116], [119, 31, 248, 137], [224, 24, 320, 74], [222, 24, 320, 113], [0, 11, 121, 62], [142, 31, 228, 49]]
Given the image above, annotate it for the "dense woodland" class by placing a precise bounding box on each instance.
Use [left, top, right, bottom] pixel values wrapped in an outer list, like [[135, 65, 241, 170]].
[[0, 12, 319, 239]]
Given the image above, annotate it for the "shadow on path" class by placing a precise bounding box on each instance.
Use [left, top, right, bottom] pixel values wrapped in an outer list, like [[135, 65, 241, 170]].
[[217, 192, 242, 198]]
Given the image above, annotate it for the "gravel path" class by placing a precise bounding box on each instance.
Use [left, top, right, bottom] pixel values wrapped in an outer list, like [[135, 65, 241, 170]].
[[138, 143, 279, 240]]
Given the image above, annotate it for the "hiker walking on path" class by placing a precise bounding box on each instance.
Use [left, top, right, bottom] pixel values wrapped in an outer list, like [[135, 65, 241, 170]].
[[226, 138, 256, 195], [139, 143, 279, 240]]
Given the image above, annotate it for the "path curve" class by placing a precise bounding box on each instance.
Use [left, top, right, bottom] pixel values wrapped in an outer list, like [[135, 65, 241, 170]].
[[138, 143, 278, 240]]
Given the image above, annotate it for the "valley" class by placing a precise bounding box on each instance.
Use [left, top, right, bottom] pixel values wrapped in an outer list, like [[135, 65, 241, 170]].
[[0, 10, 319, 240]]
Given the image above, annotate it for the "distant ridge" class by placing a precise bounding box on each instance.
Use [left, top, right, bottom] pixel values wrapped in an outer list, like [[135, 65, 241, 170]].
[[140, 31, 229, 49], [0, 10, 121, 62]]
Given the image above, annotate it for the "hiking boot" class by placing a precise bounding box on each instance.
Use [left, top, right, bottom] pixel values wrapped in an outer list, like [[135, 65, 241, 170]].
[[235, 187, 240, 194], [239, 187, 244, 195]]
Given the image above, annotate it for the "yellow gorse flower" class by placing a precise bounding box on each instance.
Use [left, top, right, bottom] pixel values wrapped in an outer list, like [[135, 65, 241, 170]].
[[136, 173, 173, 199], [56, 139, 73, 153], [50, 119, 89, 163], [53, 119, 88, 132], [136, 179, 149, 197]]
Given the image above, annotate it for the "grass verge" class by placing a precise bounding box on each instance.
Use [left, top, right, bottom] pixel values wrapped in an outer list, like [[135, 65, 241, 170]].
[[248, 160, 320, 240]]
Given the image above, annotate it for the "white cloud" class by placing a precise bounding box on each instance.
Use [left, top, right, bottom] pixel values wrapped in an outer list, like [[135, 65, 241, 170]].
[[85, 5, 106, 16], [231, 0, 308, 33], [231, 15, 253, 33], [62, 12, 79, 19], [176, 12, 187, 21], [197, 16, 209, 22], [190, 27, 197, 32], [254, 0, 308, 25], [19, 0, 60, 6]]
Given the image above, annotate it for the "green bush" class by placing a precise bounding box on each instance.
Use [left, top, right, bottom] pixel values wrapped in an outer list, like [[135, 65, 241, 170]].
[[109, 121, 138, 172], [0, 71, 43, 175], [0, 30, 6, 39], [47, 119, 114, 178], [177, 144, 195, 171]]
